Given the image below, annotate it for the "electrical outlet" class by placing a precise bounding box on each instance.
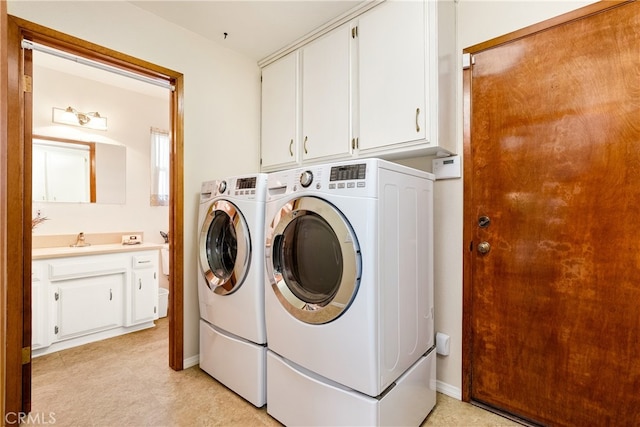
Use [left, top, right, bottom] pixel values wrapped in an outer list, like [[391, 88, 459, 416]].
[[122, 234, 142, 245]]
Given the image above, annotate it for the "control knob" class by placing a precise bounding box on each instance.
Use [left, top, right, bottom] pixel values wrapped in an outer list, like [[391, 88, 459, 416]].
[[300, 171, 314, 188], [218, 180, 227, 194]]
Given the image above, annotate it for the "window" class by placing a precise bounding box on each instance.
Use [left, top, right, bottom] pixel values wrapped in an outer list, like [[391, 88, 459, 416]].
[[150, 128, 170, 206]]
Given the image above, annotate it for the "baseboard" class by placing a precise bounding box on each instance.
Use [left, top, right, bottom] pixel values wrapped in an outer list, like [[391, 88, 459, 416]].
[[183, 354, 200, 369], [436, 380, 462, 400]]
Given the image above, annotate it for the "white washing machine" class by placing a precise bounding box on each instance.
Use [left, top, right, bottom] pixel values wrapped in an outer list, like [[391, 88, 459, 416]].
[[197, 174, 267, 407], [264, 158, 436, 426]]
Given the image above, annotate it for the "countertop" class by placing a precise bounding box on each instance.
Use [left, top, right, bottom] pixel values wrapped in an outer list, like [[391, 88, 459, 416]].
[[32, 242, 165, 260]]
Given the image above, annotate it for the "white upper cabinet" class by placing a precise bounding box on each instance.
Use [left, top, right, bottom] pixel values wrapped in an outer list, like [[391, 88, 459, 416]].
[[301, 23, 352, 163], [356, 0, 426, 153], [261, 24, 353, 171], [260, 0, 456, 171], [261, 52, 299, 171]]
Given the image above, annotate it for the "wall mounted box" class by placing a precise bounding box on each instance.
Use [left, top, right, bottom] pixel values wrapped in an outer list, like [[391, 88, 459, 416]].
[[432, 155, 461, 180]]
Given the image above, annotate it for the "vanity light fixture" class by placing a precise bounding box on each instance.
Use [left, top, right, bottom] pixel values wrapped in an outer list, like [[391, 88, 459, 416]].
[[52, 106, 108, 131]]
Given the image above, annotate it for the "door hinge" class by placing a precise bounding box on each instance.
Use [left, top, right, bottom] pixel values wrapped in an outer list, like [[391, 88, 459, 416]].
[[22, 75, 32, 93], [21, 346, 31, 365], [54, 325, 59, 335], [351, 26, 358, 39], [54, 292, 59, 301], [462, 53, 474, 70]]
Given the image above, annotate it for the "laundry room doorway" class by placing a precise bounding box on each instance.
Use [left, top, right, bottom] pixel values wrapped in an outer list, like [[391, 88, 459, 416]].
[[463, 1, 639, 426], [3, 15, 184, 416]]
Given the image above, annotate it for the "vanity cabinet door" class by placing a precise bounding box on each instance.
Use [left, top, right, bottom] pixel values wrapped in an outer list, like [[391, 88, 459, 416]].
[[131, 269, 158, 324], [54, 274, 125, 341], [31, 262, 50, 350]]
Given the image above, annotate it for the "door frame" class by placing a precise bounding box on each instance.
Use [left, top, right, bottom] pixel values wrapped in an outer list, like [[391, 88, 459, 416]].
[[2, 15, 185, 418], [461, 0, 634, 403]]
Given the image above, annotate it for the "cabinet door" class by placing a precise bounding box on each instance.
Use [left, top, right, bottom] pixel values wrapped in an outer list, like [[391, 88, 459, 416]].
[[31, 264, 49, 350], [301, 23, 352, 162], [55, 274, 124, 341], [132, 269, 158, 324], [261, 52, 299, 170], [357, 0, 426, 152]]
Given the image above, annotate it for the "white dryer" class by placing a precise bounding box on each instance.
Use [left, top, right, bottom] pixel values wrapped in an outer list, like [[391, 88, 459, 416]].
[[197, 174, 267, 407], [264, 158, 436, 426]]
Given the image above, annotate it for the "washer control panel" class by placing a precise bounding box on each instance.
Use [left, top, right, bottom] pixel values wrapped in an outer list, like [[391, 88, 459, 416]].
[[232, 176, 259, 197]]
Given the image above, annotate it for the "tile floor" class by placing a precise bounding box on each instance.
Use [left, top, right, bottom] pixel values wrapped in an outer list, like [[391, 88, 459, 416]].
[[28, 318, 520, 426]]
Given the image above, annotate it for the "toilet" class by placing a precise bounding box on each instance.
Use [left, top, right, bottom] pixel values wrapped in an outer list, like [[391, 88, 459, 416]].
[[159, 245, 170, 318]]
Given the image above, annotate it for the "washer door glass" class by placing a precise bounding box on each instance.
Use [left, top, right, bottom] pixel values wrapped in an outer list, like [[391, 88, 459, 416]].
[[199, 200, 251, 295], [267, 196, 361, 324]]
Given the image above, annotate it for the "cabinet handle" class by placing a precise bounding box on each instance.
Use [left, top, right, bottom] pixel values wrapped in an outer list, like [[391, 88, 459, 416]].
[[109, 289, 113, 301], [303, 136, 308, 154], [289, 139, 293, 157], [139, 278, 142, 290], [352, 138, 355, 150], [415, 108, 421, 132]]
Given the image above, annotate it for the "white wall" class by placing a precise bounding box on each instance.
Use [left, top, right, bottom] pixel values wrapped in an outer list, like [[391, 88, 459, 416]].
[[8, 0, 261, 364], [32, 64, 170, 243]]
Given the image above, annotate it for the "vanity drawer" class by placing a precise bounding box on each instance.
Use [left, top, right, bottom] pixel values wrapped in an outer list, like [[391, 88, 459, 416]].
[[48, 257, 128, 281], [132, 254, 156, 269]]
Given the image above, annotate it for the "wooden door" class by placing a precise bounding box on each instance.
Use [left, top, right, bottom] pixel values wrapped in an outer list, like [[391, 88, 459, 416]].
[[3, 13, 34, 419], [464, 2, 640, 426]]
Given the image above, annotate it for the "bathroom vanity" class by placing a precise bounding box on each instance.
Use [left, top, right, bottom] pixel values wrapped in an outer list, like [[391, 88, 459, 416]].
[[32, 243, 163, 357]]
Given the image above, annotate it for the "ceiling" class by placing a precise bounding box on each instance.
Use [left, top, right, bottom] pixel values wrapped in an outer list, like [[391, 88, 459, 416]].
[[129, 0, 368, 62], [34, 1, 369, 98]]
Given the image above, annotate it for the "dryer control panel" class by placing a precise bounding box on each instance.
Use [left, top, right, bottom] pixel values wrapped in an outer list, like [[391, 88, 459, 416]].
[[329, 163, 367, 182]]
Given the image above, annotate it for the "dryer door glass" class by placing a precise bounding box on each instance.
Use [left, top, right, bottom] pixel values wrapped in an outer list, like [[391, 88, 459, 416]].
[[268, 196, 361, 324], [280, 214, 342, 304], [199, 200, 251, 295]]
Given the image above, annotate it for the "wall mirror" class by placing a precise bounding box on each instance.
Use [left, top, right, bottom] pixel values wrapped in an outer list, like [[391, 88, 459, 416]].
[[32, 135, 126, 204]]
